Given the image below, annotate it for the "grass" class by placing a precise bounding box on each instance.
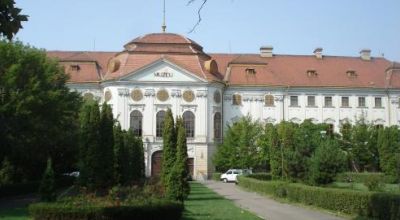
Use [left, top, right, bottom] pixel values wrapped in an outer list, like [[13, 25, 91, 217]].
[[0, 207, 30, 220], [329, 182, 400, 193], [182, 182, 261, 220]]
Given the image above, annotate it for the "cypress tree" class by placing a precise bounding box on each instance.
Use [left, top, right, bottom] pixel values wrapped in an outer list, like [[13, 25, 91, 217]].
[[78, 101, 101, 187], [161, 108, 176, 186], [39, 158, 56, 202], [97, 102, 115, 188], [166, 117, 190, 201], [84, 102, 101, 189], [114, 123, 129, 185], [131, 129, 144, 181]]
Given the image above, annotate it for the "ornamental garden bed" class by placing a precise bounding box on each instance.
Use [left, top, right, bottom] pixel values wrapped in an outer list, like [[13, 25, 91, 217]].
[[28, 185, 183, 220]]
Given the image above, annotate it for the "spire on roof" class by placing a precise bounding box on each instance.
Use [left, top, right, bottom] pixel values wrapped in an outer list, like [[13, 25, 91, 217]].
[[162, 0, 167, 33]]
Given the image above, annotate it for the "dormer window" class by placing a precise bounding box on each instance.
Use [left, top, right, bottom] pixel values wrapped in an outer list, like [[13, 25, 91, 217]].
[[245, 68, 256, 75], [70, 64, 80, 71], [307, 69, 317, 77], [347, 70, 357, 78]]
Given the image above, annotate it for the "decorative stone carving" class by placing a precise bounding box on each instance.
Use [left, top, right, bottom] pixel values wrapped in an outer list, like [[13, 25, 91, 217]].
[[144, 89, 155, 97], [196, 90, 207, 97], [274, 95, 284, 102], [183, 90, 195, 102], [129, 104, 145, 111], [213, 106, 222, 113], [131, 89, 143, 101], [157, 89, 169, 102], [171, 89, 182, 97], [181, 104, 197, 112], [155, 104, 172, 111], [117, 88, 129, 96], [213, 90, 221, 104]]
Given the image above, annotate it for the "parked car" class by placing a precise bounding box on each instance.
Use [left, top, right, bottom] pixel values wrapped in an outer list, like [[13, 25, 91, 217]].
[[220, 169, 252, 183]]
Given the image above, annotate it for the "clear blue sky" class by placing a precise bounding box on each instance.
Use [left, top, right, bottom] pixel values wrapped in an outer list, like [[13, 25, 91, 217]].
[[15, 0, 400, 61]]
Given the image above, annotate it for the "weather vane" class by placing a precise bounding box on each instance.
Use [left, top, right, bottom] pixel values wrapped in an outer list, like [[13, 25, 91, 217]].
[[162, 0, 167, 33]]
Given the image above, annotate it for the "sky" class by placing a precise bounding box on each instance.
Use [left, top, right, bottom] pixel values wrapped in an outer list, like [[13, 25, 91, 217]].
[[14, 0, 400, 61]]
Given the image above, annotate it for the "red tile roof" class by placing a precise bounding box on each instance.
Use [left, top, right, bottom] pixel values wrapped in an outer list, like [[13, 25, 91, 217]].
[[46, 33, 399, 89]]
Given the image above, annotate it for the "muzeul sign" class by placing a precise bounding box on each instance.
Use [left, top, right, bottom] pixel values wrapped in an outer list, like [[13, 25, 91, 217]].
[[154, 71, 173, 77]]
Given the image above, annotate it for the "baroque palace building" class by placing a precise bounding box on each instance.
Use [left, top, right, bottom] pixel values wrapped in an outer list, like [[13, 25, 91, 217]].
[[47, 32, 400, 180]]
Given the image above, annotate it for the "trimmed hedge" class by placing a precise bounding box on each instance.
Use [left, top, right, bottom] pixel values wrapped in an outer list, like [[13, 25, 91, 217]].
[[336, 172, 388, 183], [29, 199, 183, 220], [212, 172, 221, 181], [0, 176, 75, 198], [238, 176, 400, 219], [247, 173, 272, 181]]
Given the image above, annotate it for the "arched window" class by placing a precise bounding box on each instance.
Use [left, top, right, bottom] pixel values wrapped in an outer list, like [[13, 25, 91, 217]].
[[130, 110, 142, 136], [156, 110, 166, 137], [265, 95, 274, 106], [214, 112, 222, 139], [183, 111, 195, 138]]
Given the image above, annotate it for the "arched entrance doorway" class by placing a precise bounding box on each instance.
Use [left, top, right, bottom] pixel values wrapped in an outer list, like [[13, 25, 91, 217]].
[[151, 151, 163, 176]]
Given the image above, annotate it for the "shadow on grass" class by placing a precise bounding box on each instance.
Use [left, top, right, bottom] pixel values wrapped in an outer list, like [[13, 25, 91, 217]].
[[0, 207, 29, 219]]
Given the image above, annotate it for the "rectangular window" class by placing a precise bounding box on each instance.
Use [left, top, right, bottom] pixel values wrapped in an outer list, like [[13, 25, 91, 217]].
[[324, 96, 333, 107], [375, 97, 382, 108], [358, 97, 366, 107], [232, 94, 242, 105], [307, 96, 315, 107], [290, 96, 298, 106], [341, 97, 349, 107]]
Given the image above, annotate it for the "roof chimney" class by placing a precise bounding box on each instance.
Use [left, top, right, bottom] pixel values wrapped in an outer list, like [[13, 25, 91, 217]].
[[360, 49, 371, 61], [313, 47, 323, 59], [260, 46, 273, 57]]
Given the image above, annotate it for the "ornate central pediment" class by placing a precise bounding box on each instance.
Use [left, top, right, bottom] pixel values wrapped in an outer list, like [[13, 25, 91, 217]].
[[120, 59, 206, 83]]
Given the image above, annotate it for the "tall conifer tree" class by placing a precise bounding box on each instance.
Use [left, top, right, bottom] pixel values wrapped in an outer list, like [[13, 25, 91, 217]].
[[97, 102, 115, 188], [114, 123, 129, 185], [131, 129, 144, 181], [161, 109, 176, 185]]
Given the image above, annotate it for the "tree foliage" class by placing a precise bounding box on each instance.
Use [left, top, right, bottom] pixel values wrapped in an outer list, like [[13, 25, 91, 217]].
[[128, 129, 144, 182], [213, 116, 263, 171], [166, 117, 190, 201], [0, 0, 28, 40], [377, 126, 400, 182], [0, 41, 81, 181], [161, 109, 176, 185], [39, 158, 56, 202], [308, 139, 347, 185], [0, 157, 14, 186], [113, 123, 129, 185]]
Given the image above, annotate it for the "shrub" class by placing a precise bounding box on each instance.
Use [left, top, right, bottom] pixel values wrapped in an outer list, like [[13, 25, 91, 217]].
[[238, 176, 400, 219], [212, 172, 221, 181], [336, 172, 385, 183], [29, 198, 183, 220], [364, 175, 384, 192], [247, 173, 272, 181], [308, 139, 346, 185]]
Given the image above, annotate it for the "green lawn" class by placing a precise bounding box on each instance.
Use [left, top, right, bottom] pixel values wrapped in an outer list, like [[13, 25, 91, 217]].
[[0, 207, 30, 220], [329, 182, 400, 193], [183, 182, 261, 220]]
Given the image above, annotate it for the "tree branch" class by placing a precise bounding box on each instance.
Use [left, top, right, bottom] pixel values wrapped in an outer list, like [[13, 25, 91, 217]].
[[187, 0, 208, 33]]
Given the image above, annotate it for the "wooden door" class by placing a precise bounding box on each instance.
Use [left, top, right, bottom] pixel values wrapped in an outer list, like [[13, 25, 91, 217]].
[[151, 151, 163, 176]]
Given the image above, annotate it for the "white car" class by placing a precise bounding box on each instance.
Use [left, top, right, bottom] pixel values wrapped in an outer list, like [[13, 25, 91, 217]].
[[220, 169, 252, 183]]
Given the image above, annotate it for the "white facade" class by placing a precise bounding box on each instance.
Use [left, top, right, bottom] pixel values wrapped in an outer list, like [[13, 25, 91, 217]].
[[56, 33, 400, 180], [69, 59, 224, 180]]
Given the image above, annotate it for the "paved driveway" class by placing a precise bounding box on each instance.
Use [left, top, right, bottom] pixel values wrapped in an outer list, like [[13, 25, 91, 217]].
[[203, 181, 345, 220]]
